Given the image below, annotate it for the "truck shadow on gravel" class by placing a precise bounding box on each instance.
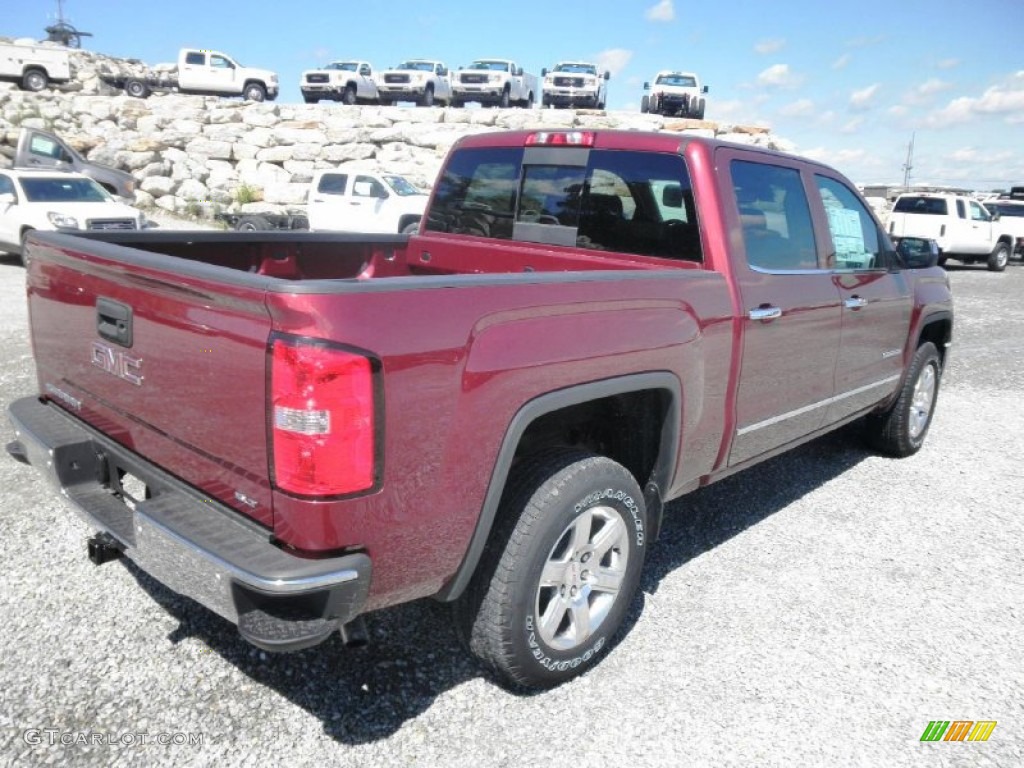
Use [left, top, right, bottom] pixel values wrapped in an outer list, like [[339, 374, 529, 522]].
[[123, 424, 872, 744]]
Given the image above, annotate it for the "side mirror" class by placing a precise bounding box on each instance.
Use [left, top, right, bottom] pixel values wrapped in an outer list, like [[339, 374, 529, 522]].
[[894, 236, 940, 269], [541, 68, 548, 77], [515, 67, 523, 76], [439, 67, 448, 76], [990, 211, 1000, 221], [604, 71, 610, 80], [702, 85, 709, 93], [643, 82, 650, 90]]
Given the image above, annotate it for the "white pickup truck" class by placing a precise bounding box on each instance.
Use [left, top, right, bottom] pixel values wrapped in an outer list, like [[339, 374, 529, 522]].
[[983, 199, 1024, 260], [306, 169, 428, 234], [887, 192, 1016, 271], [300, 60, 378, 104], [376, 60, 452, 107], [0, 40, 71, 92], [102, 48, 279, 102], [541, 62, 609, 109], [451, 59, 537, 108], [641, 71, 708, 118], [0, 169, 145, 265]]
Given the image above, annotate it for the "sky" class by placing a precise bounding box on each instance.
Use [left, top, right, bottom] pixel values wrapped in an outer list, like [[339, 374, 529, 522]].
[[7, 0, 1024, 190]]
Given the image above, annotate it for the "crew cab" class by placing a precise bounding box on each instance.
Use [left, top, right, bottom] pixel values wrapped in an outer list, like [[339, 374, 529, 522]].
[[0, 169, 145, 264], [306, 169, 428, 234], [642, 71, 708, 118], [7, 130, 952, 691], [300, 60, 378, 105], [103, 48, 279, 102], [541, 61, 609, 109], [451, 59, 537, 108], [887, 192, 1015, 271], [376, 60, 452, 107]]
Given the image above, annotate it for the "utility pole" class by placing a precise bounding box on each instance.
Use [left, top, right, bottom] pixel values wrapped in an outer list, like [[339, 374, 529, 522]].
[[901, 133, 915, 189]]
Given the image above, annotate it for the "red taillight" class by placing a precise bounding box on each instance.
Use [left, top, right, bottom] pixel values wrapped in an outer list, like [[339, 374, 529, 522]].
[[525, 131, 596, 147], [270, 337, 376, 497]]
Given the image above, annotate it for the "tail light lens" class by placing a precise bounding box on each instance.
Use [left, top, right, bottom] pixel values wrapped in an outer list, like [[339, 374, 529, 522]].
[[270, 336, 377, 497]]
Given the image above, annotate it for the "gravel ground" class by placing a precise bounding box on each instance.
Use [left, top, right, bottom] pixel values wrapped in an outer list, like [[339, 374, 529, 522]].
[[0, 253, 1021, 768]]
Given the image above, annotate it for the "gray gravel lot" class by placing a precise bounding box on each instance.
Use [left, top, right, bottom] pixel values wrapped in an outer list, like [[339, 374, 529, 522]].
[[0, 253, 1021, 767]]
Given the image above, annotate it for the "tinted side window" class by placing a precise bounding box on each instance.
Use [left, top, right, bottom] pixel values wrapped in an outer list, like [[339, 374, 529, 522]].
[[353, 175, 387, 198], [185, 52, 205, 66], [0, 175, 15, 196], [815, 176, 883, 269], [425, 147, 522, 239], [731, 160, 817, 271], [317, 174, 347, 195]]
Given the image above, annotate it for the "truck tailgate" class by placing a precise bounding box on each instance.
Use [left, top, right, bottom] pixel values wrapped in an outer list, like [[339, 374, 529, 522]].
[[26, 234, 276, 527]]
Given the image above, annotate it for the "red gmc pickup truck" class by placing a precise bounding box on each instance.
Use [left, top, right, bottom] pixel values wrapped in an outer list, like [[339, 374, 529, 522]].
[[7, 129, 953, 690]]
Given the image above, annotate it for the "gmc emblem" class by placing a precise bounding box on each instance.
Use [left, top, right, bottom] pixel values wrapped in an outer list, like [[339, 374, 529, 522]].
[[91, 341, 143, 386]]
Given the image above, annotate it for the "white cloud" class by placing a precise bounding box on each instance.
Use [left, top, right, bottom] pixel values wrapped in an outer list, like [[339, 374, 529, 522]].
[[594, 48, 633, 77], [755, 38, 785, 55], [849, 84, 880, 110], [757, 64, 802, 88], [936, 59, 959, 70], [840, 117, 865, 134], [645, 0, 674, 22], [778, 98, 814, 117], [832, 54, 851, 70], [925, 78, 1024, 127]]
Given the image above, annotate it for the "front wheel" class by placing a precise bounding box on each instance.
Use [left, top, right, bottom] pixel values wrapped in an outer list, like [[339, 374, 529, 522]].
[[640, 94, 649, 113], [243, 83, 267, 102], [418, 86, 435, 107], [865, 342, 942, 457], [499, 88, 511, 108], [341, 85, 357, 106], [987, 242, 1010, 272], [454, 450, 647, 690]]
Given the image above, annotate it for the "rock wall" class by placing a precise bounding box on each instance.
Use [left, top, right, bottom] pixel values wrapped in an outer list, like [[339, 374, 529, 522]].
[[0, 83, 788, 220]]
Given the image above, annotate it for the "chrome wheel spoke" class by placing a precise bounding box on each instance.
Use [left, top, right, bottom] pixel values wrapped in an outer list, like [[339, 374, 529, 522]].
[[568, 597, 591, 642], [590, 565, 625, 594], [539, 558, 568, 589], [590, 513, 626, 560], [568, 510, 593, 554], [539, 593, 570, 640]]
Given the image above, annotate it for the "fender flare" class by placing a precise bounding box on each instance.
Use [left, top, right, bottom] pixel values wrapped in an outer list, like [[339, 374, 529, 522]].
[[435, 371, 681, 601]]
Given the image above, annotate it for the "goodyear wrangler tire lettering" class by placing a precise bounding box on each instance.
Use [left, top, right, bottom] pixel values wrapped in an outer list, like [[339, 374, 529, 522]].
[[453, 449, 648, 690]]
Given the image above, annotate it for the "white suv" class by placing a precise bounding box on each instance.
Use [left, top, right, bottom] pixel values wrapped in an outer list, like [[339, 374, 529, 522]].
[[0, 170, 146, 265]]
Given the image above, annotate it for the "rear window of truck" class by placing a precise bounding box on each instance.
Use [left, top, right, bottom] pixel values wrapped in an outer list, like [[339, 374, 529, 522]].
[[893, 196, 948, 215], [426, 146, 702, 262]]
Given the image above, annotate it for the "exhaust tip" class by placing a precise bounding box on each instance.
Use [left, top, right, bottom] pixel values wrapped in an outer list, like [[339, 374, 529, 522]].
[[87, 532, 124, 565]]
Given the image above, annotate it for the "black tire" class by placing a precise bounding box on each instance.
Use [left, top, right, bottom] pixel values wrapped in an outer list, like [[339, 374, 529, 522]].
[[453, 450, 647, 690], [987, 242, 1010, 272], [22, 69, 48, 92], [341, 85, 357, 106], [303, 94, 319, 104], [499, 88, 511, 109], [243, 82, 267, 102], [640, 95, 649, 114], [125, 78, 149, 98], [235, 215, 271, 232], [865, 342, 941, 457], [399, 219, 420, 235], [418, 86, 435, 107], [523, 92, 534, 109], [19, 229, 35, 268], [693, 98, 706, 120]]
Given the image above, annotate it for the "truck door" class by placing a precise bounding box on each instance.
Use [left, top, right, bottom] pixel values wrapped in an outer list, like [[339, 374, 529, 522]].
[[723, 155, 844, 466], [14, 128, 74, 171], [0, 172, 17, 246], [307, 171, 350, 231], [206, 53, 238, 93], [961, 199, 995, 255], [349, 175, 391, 232], [812, 174, 912, 422]]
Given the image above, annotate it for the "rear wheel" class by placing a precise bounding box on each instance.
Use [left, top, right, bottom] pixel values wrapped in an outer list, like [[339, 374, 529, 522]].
[[23, 69, 49, 92], [865, 342, 941, 457], [19, 229, 35, 268], [453, 450, 647, 690], [987, 242, 1010, 271], [400, 219, 420, 235], [235, 215, 271, 232], [125, 78, 150, 98]]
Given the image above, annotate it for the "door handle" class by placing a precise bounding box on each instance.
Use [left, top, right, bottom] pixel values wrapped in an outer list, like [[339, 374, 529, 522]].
[[748, 306, 782, 322], [844, 296, 868, 310]]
